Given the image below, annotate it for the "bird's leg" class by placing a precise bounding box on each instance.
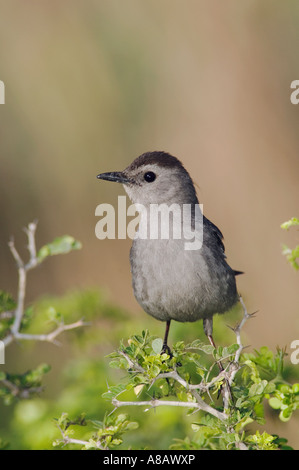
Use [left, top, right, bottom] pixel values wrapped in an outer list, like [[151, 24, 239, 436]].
[[162, 320, 172, 356], [203, 317, 233, 403]]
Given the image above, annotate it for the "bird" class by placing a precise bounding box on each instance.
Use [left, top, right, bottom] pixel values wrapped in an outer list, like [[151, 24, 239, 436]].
[[97, 151, 242, 355]]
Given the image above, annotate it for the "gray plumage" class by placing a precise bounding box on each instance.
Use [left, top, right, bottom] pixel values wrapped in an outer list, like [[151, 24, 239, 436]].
[[97, 151, 240, 348]]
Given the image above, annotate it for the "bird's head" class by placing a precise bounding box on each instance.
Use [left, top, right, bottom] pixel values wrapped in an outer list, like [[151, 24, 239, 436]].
[[97, 151, 198, 206]]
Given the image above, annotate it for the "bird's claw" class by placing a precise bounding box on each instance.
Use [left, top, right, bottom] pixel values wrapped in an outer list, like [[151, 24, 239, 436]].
[[161, 343, 173, 358]]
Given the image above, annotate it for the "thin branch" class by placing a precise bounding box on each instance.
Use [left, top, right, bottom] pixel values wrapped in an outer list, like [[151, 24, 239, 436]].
[[152, 370, 189, 389], [234, 296, 252, 360], [7, 222, 39, 336], [151, 368, 227, 394], [23, 221, 39, 270], [112, 396, 226, 421], [0, 378, 19, 396], [8, 237, 24, 268], [3, 222, 86, 348], [8, 222, 39, 336], [235, 441, 249, 450], [0, 311, 14, 320], [0, 378, 43, 398], [13, 319, 88, 345], [227, 295, 254, 386], [10, 265, 26, 336], [61, 437, 94, 447], [113, 354, 227, 421], [119, 350, 145, 373], [55, 425, 104, 450], [2, 334, 13, 347], [8, 237, 26, 336]]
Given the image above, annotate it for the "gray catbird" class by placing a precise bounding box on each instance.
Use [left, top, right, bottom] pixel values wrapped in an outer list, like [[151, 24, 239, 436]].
[[97, 151, 242, 354]]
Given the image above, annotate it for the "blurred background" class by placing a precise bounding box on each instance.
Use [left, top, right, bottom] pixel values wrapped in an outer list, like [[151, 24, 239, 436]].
[[0, 0, 299, 449]]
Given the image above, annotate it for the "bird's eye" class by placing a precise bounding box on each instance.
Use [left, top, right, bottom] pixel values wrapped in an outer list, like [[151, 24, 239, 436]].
[[144, 171, 156, 183]]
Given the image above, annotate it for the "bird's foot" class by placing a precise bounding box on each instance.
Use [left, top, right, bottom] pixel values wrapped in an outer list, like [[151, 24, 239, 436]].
[[161, 343, 173, 358]]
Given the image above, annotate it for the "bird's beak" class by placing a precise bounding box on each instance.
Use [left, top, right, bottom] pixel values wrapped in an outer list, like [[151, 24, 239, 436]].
[[97, 171, 131, 184]]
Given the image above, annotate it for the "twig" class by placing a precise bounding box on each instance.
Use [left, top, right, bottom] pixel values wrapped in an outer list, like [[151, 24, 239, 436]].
[[23, 221, 38, 270], [151, 368, 227, 394], [3, 222, 86, 348], [8, 222, 40, 336], [0, 378, 44, 398], [235, 297, 254, 358], [8, 240, 26, 336], [112, 396, 226, 421], [0, 311, 14, 320], [227, 295, 255, 386], [56, 425, 104, 450], [119, 350, 145, 373], [13, 319, 87, 345], [113, 353, 227, 421]]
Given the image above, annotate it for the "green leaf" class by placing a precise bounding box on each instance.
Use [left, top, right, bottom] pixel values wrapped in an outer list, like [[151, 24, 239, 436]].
[[150, 364, 161, 377], [188, 340, 215, 355], [24, 363, 51, 385], [264, 382, 276, 394], [279, 406, 293, 422], [248, 380, 267, 397], [247, 431, 278, 450], [268, 397, 282, 410], [111, 438, 122, 446], [102, 384, 126, 401], [47, 306, 63, 324], [124, 421, 139, 431], [281, 217, 299, 230], [254, 402, 264, 418], [151, 338, 163, 354], [0, 291, 16, 313], [37, 235, 82, 261], [0, 371, 6, 380], [227, 343, 239, 355]]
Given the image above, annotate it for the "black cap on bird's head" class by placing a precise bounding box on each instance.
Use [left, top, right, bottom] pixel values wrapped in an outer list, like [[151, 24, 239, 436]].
[[97, 151, 198, 206]]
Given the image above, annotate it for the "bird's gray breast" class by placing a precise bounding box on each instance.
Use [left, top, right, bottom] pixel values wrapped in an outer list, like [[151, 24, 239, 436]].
[[130, 236, 238, 323]]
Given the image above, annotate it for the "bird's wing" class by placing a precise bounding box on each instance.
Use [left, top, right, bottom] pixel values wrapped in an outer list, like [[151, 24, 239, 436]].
[[203, 216, 225, 254], [203, 217, 244, 276]]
